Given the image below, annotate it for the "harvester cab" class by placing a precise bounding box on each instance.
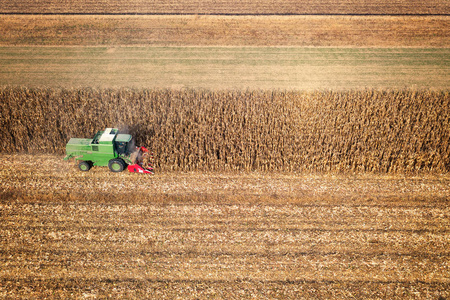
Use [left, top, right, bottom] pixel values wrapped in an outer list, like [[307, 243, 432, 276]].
[[64, 128, 154, 174]]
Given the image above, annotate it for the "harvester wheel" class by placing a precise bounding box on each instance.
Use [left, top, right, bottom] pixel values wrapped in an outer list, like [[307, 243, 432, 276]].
[[78, 161, 92, 172], [108, 159, 125, 172]]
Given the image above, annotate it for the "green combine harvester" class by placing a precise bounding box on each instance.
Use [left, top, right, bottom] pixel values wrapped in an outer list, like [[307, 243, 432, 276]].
[[64, 128, 154, 174]]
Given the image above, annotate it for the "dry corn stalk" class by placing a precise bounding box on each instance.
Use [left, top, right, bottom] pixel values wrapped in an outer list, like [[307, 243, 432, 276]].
[[0, 87, 448, 173]]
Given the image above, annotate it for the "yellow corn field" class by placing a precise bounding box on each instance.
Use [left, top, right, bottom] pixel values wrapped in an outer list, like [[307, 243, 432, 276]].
[[1, 87, 449, 173]]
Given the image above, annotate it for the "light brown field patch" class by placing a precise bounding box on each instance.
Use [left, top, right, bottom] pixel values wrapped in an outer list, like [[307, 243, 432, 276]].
[[0, 15, 448, 47], [0, 47, 448, 90], [0, 0, 448, 15]]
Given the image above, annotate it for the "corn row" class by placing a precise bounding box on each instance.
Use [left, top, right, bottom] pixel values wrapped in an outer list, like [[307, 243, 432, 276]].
[[1, 87, 448, 173]]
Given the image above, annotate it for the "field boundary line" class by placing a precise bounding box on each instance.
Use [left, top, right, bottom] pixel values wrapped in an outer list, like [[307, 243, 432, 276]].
[[2, 278, 448, 285], [1, 12, 449, 16]]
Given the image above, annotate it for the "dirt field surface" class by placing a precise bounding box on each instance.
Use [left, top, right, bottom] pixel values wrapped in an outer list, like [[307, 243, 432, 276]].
[[0, 0, 448, 15], [1, 47, 448, 90], [0, 154, 449, 299], [1, 1, 449, 298], [1, 15, 448, 47]]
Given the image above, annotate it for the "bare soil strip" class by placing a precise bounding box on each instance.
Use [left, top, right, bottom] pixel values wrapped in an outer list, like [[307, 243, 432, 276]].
[[0, 155, 449, 299], [0, 47, 448, 90], [0, 0, 448, 15], [0, 15, 448, 47]]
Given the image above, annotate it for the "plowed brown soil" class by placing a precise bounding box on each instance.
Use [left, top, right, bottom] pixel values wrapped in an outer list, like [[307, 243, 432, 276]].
[[1, 15, 448, 47], [0, 0, 448, 15]]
